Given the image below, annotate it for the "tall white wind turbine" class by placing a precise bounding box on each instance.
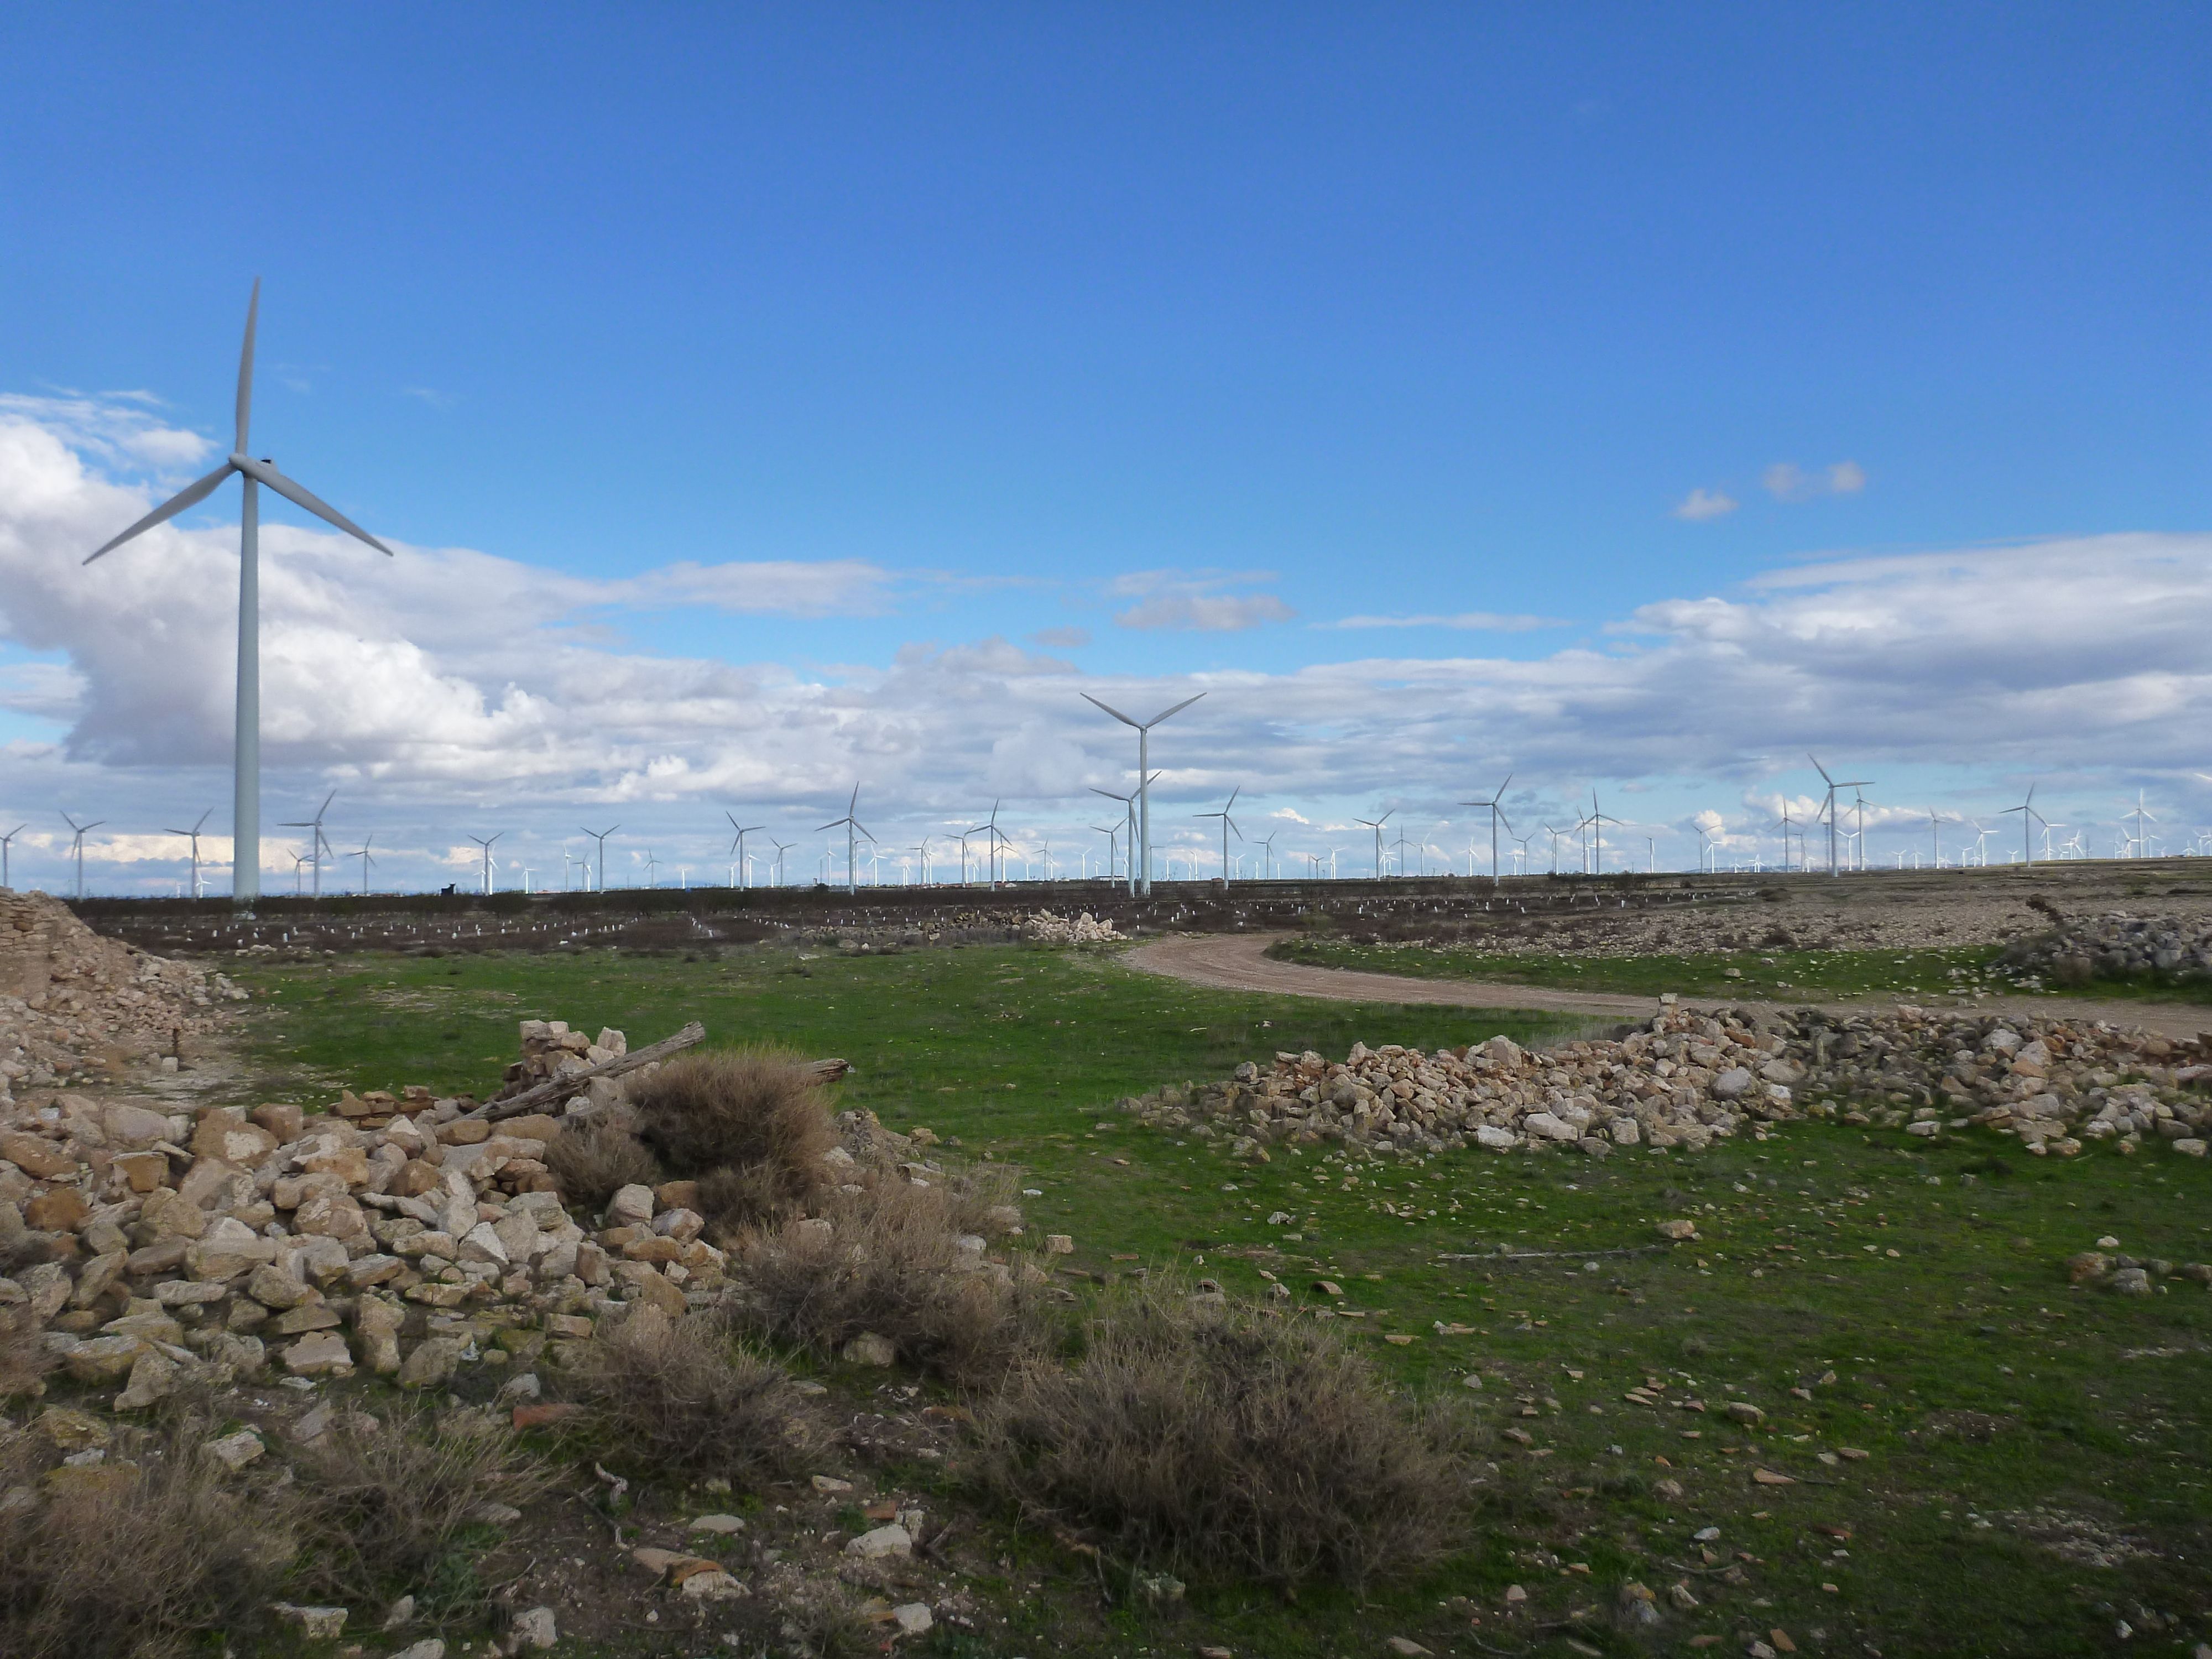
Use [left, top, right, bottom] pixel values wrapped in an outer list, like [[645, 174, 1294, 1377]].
[[166, 809, 213, 899], [83, 282, 400, 907], [352, 834, 376, 895], [280, 790, 336, 899], [1459, 773, 1513, 881], [725, 813, 766, 890], [1808, 755, 1873, 876], [581, 826, 619, 891], [1999, 783, 2046, 865], [1081, 692, 1203, 895], [0, 824, 26, 891], [1088, 779, 1150, 898], [62, 813, 105, 900], [469, 832, 503, 896], [818, 787, 872, 895], [1194, 787, 1244, 883], [1355, 810, 1392, 879]]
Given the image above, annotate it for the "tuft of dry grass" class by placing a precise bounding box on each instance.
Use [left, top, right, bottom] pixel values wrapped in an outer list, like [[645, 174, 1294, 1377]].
[[631, 1047, 837, 1233], [289, 1406, 548, 1609], [566, 1304, 823, 1483], [544, 1109, 663, 1213], [733, 1171, 1044, 1383], [0, 1411, 300, 1659], [971, 1281, 1475, 1589], [0, 1305, 56, 1399]]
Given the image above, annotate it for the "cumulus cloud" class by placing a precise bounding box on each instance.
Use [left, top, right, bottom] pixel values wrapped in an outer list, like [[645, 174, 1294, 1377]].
[[1764, 460, 1867, 502], [3, 399, 2209, 890], [1672, 487, 1739, 521]]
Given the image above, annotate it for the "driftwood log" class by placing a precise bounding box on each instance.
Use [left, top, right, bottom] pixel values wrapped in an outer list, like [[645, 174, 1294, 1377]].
[[464, 1021, 852, 1124]]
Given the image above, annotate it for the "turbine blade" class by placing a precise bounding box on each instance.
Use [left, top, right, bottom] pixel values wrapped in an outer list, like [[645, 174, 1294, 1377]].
[[1082, 692, 1138, 727], [84, 461, 238, 562], [237, 279, 260, 452], [243, 460, 395, 555], [1145, 692, 1206, 726]]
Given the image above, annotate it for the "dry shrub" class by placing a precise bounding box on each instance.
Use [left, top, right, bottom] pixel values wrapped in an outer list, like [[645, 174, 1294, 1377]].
[[544, 1109, 663, 1213], [0, 1412, 300, 1659], [734, 1171, 1043, 1383], [632, 1047, 838, 1232], [290, 1407, 547, 1609], [0, 1305, 56, 1400], [972, 1282, 1475, 1589], [567, 1304, 822, 1482]]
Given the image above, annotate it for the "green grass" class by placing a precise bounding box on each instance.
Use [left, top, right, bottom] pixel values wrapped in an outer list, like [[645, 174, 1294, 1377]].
[[1270, 933, 2212, 1006], [229, 941, 2212, 1657]]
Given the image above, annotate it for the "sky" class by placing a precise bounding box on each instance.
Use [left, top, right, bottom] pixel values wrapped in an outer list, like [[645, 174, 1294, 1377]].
[[1, 6, 2208, 893]]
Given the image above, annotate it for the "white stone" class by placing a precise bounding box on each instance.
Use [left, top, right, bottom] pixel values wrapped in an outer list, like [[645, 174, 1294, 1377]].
[[844, 1522, 912, 1559]]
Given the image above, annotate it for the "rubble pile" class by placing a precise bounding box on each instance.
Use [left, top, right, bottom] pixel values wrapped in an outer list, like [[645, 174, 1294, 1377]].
[[1128, 1002, 2211, 1162], [2004, 914, 2212, 985], [1021, 911, 1121, 946], [1, 1018, 1000, 1411], [1, 889, 246, 1103]]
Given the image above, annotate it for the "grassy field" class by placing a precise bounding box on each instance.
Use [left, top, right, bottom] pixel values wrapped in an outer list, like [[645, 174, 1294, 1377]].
[[1270, 932, 2212, 1007], [227, 941, 2212, 1657]]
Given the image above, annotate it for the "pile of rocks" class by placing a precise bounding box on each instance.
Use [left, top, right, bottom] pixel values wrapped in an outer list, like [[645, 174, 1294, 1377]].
[[1021, 911, 1121, 946], [1126, 1001, 2210, 1162], [1, 889, 245, 1103], [2004, 914, 2212, 985], [2, 1015, 1016, 1411]]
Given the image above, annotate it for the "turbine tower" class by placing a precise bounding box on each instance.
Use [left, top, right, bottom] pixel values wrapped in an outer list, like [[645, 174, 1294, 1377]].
[[83, 281, 402, 907], [1355, 810, 1392, 879], [1809, 756, 1874, 877], [1999, 782, 2047, 865], [0, 824, 25, 891], [352, 835, 377, 896], [818, 787, 871, 895], [1081, 691, 1203, 895], [1087, 777, 1152, 898], [166, 809, 213, 899], [725, 812, 766, 889]]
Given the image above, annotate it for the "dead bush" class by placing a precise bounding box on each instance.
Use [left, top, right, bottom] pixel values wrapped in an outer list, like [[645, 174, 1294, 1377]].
[[971, 1282, 1475, 1589], [632, 1047, 837, 1232], [0, 1305, 55, 1399], [734, 1173, 1043, 1383], [290, 1407, 547, 1610], [544, 1110, 662, 1213], [0, 1412, 300, 1658], [567, 1304, 823, 1483]]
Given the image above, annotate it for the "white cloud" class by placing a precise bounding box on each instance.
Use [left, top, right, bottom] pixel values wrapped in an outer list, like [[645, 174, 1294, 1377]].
[[1764, 460, 1867, 503], [1028, 625, 1091, 649], [1672, 487, 1739, 521], [1322, 612, 1559, 632], [1115, 592, 1294, 632], [3, 399, 2210, 891]]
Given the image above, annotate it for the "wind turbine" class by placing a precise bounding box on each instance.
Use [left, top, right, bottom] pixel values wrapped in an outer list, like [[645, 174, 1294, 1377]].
[[61, 813, 104, 900], [352, 834, 376, 895], [1194, 787, 1244, 883], [1355, 810, 1392, 879], [643, 850, 661, 889], [468, 832, 503, 895], [280, 790, 336, 899], [1808, 756, 1873, 876], [1258, 828, 1280, 880], [581, 826, 619, 891], [915, 835, 933, 886], [818, 787, 872, 894], [1587, 791, 1624, 875], [2126, 790, 2157, 858], [83, 281, 402, 907], [0, 823, 25, 891], [1088, 776, 1152, 898], [1999, 783, 2047, 865], [1926, 809, 1948, 868], [1459, 773, 1514, 880], [965, 800, 1013, 887], [1966, 821, 1995, 867], [1542, 822, 1564, 875], [1081, 691, 1204, 895], [770, 838, 794, 886], [291, 851, 309, 896], [1510, 830, 1532, 875], [1692, 823, 1713, 873], [725, 813, 766, 889], [1772, 799, 1803, 872], [166, 809, 213, 899], [1090, 822, 1121, 882]]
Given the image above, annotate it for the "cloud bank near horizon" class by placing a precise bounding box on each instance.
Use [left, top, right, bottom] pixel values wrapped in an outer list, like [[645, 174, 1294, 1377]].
[[2, 398, 2208, 884]]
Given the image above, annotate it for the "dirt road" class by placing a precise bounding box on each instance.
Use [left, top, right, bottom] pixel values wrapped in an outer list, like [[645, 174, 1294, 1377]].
[[1124, 931, 2212, 1040]]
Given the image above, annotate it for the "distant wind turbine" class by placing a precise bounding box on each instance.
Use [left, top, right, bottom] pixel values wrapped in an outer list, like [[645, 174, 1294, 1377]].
[[62, 812, 104, 900], [1809, 755, 1873, 877], [1194, 787, 1244, 883], [468, 832, 504, 896], [352, 834, 376, 896], [818, 787, 872, 894], [1355, 810, 1392, 879], [1082, 691, 1204, 895], [1999, 782, 2047, 865], [581, 826, 619, 891], [280, 790, 336, 899], [1459, 773, 1513, 881], [83, 281, 402, 907], [0, 823, 26, 891], [725, 813, 766, 889], [166, 810, 213, 899], [1088, 778, 1152, 898]]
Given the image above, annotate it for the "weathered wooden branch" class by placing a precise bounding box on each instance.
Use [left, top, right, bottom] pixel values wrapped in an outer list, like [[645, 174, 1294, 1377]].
[[1435, 1244, 1672, 1264], [464, 1021, 852, 1124]]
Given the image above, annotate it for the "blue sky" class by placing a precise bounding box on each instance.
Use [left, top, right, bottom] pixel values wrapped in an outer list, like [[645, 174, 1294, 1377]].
[[1, 7, 2208, 891]]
